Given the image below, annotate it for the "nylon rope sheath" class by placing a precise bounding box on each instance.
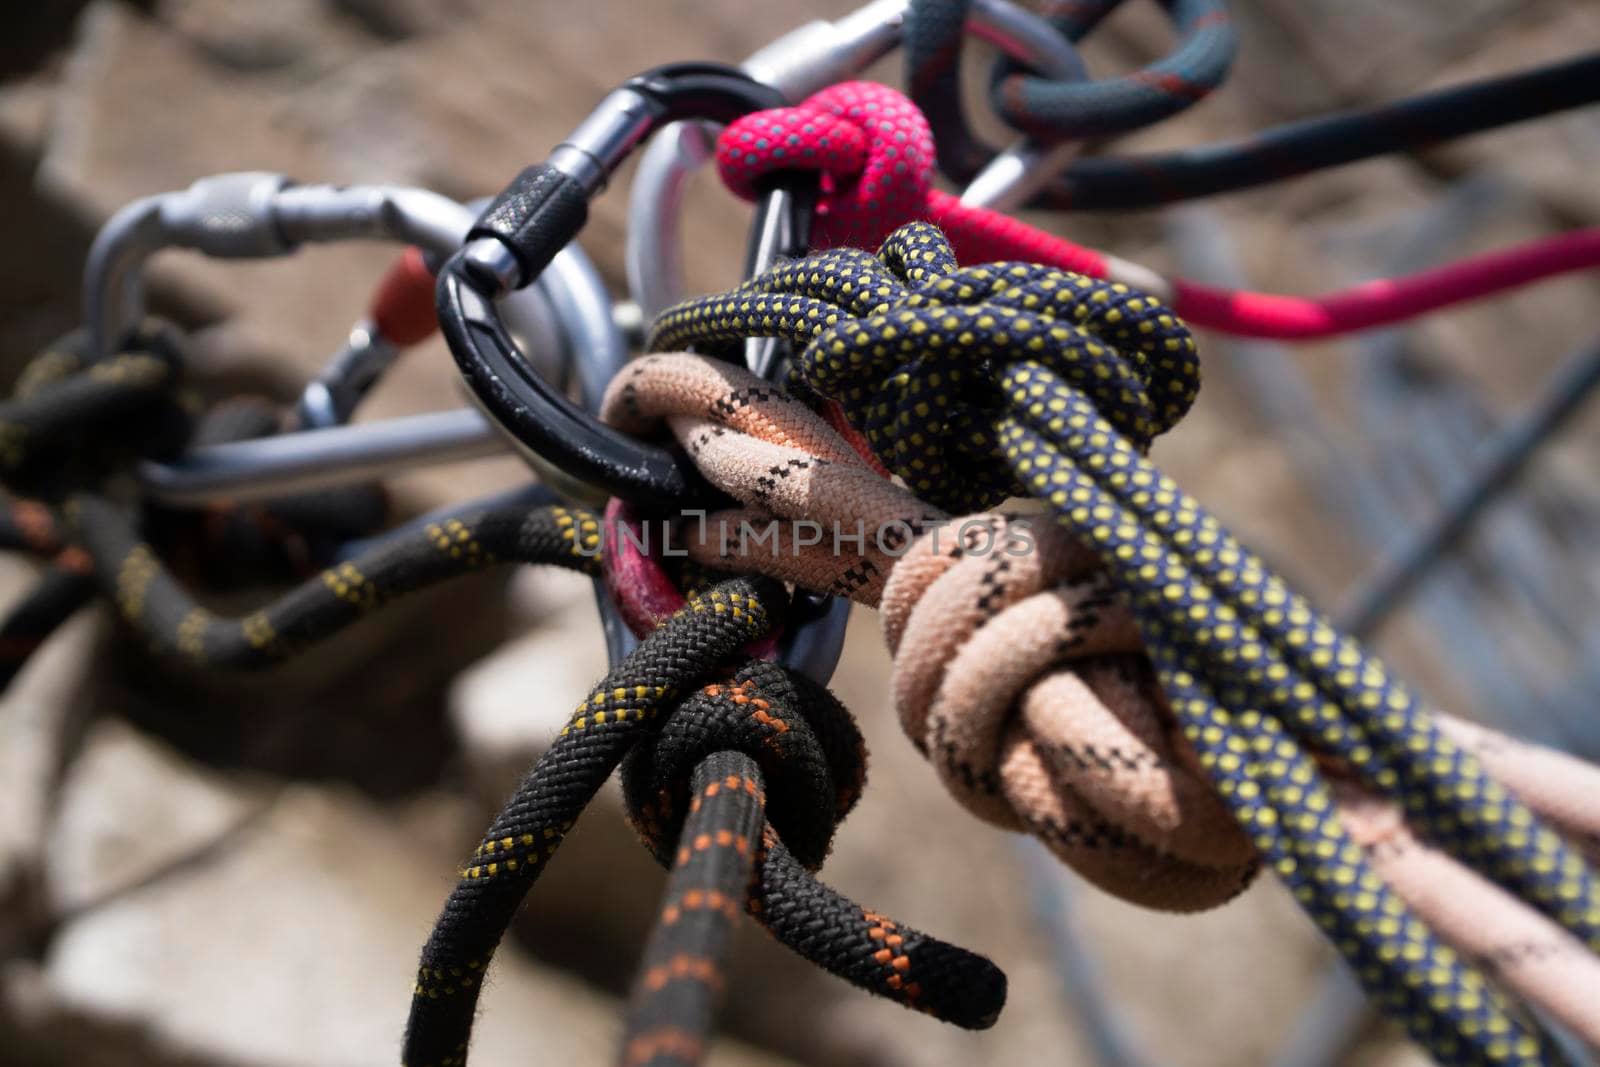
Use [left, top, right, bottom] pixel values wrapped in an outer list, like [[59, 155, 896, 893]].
[[712, 79, 1600, 341], [0, 331, 402, 684], [901, 0, 1600, 213], [9, 17, 1600, 1059], [906, 0, 1237, 181]]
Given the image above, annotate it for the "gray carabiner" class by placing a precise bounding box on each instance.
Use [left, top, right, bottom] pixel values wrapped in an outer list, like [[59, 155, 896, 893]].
[[82, 174, 602, 392], [609, 5, 1079, 681], [734, 175, 852, 685], [94, 176, 637, 666], [86, 175, 454, 360]]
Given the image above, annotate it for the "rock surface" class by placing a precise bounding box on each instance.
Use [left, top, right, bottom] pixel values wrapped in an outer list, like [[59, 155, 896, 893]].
[[28, 721, 798, 1067]]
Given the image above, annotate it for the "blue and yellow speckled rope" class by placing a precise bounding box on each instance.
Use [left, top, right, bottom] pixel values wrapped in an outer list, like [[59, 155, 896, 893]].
[[648, 221, 1600, 1065]]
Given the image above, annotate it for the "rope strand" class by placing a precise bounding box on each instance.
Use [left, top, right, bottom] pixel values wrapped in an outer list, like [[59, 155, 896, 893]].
[[608, 349, 1600, 1048]]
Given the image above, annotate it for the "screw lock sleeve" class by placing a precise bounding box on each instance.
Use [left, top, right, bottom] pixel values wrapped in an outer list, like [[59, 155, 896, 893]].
[[467, 164, 590, 288], [159, 172, 295, 258]]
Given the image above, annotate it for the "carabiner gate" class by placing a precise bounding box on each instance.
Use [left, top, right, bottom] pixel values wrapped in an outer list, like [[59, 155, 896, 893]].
[[436, 63, 788, 509]]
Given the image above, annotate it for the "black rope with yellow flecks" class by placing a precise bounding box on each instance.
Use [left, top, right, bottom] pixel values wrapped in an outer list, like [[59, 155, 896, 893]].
[[62, 492, 602, 667], [648, 221, 1600, 1066], [0, 327, 1004, 1066], [403, 578, 1006, 1067], [649, 223, 1198, 516]]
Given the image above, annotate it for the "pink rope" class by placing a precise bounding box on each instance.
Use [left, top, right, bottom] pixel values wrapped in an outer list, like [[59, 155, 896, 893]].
[[716, 81, 1600, 340], [601, 498, 781, 659], [1169, 231, 1600, 338], [716, 82, 1106, 275]]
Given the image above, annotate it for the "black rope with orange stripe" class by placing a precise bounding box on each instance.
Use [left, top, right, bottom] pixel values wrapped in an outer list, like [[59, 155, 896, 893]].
[[622, 748, 766, 1067], [404, 578, 1006, 1067]]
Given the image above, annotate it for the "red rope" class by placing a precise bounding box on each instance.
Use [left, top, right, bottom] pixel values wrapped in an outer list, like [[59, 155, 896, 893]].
[[715, 81, 1600, 340]]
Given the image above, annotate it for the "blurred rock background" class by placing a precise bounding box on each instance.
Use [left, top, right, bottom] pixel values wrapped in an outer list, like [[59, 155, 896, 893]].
[[2, 1, 1599, 1065]]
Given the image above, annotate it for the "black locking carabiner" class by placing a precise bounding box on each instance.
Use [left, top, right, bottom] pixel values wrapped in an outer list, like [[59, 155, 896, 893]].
[[436, 63, 788, 509]]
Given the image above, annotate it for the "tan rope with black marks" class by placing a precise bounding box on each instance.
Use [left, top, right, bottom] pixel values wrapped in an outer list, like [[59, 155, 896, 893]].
[[603, 348, 1600, 1052]]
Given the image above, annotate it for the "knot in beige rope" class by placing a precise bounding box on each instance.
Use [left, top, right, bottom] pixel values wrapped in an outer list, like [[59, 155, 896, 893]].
[[601, 352, 1600, 1044], [604, 352, 1256, 909]]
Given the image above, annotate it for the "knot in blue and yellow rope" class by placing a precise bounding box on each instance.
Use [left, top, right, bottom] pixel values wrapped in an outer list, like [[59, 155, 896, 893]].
[[648, 221, 1198, 513], [651, 222, 1600, 1066]]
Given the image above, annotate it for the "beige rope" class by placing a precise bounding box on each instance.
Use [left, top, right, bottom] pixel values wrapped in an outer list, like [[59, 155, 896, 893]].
[[602, 353, 1600, 1040]]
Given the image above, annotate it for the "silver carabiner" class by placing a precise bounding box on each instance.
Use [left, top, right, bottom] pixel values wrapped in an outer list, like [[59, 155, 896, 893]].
[[600, 126, 848, 682], [86, 175, 456, 360], [91, 175, 639, 665], [83, 175, 614, 405], [95, 177, 620, 504], [615, 3, 1081, 681]]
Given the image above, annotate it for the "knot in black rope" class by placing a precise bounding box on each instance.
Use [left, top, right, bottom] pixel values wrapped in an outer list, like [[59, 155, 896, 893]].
[[405, 577, 1007, 1067], [648, 221, 1200, 512], [623, 657, 865, 871]]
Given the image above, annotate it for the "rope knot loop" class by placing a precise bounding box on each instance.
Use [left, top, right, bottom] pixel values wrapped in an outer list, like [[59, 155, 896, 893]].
[[650, 221, 1200, 512], [717, 81, 935, 251], [712, 80, 1112, 274], [603, 353, 1257, 911], [880, 511, 1259, 910], [622, 658, 867, 872]]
